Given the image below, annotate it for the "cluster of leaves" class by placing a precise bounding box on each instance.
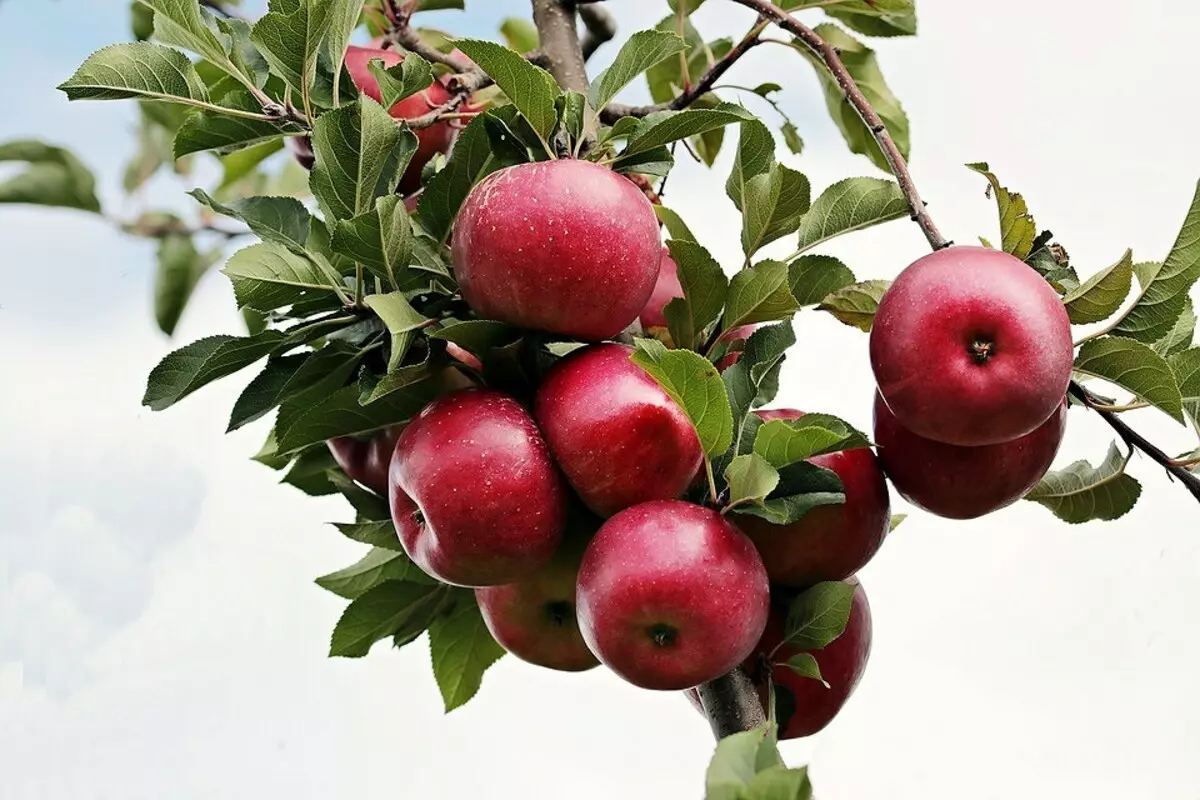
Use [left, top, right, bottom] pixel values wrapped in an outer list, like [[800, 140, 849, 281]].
[[704, 723, 812, 800]]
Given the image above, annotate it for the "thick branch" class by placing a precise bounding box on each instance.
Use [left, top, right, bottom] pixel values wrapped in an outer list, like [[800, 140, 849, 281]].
[[1069, 382, 1200, 501], [601, 18, 768, 123], [697, 668, 768, 740], [579, 4, 617, 61], [531, 0, 591, 92], [727, 0, 948, 252]]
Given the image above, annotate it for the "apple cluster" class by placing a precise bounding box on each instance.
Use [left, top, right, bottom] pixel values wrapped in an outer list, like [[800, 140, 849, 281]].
[[869, 247, 1075, 519], [327, 156, 884, 739]]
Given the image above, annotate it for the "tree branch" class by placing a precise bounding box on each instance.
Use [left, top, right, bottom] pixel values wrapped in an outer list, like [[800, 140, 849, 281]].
[[531, 0, 591, 93], [579, 4, 617, 61], [601, 18, 769, 123], [697, 668, 767, 740]]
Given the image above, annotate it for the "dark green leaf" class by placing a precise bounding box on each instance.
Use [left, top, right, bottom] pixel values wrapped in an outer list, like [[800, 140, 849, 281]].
[[139, 0, 237, 71], [275, 376, 445, 454], [784, 581, 856, 650], [1074, 336, 1185, 423], [1025, 442, 1142, 523], [742, 166, 812, 256], [655, 205, 697, 243], [416, 114, 498, 243], [333, 520, 404, 551], [588, 29, 687, 115], [281, 446, 339, 496], [794, 177, 906, 254], [726, 119, 775, 211], [228, 343, 363, 431], [58, 42, 209, 106], [754, 414, 871, 468], [428, 598, 507, 712], [190, 189, 312, 252], [455, 39, 561, 141], [429, 319, 518, 356], [143, 331, 285, 411], [317, 547, 434, 599], [174, 92, 290, 158], [1170, 348, 1200, 428], [724, 261, 800, 330], [665, 239, 729, 350], [222, 242, 341, 312], [781, 653, 824, 683], [722, 323, 795, 440], [631, 339, 734, 458], [326, 0, 368, 105], [251, 0, 335, 101], [311, 98, 417, 222], [329, 581, 447, 658], [364, 292, 429, 371], [1154, 297, 1195, 356], [332, 194, 413, 287], [621, 104, 756, 157], [369, 52, 434, 108], [788, 255, 856, 306], [154, 234, 216, 335]]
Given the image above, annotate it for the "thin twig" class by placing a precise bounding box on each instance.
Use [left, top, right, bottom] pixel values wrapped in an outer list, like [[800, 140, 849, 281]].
[[578, 4, 617, 61]]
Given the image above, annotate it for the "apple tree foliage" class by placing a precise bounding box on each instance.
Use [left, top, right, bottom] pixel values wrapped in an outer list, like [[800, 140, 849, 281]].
[[0, 0, 1194, 794]]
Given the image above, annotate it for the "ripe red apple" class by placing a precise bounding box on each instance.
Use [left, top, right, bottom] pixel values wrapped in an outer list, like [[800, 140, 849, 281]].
[[576, 500, 770, 690], [451, 160, 661, 341], [388, 388, 566, 586], [869, 246, 1073, 446], [734, 409, 890, 588], [688, 578, 872, 739], [639, 247, 682, 334], [534, 343, 703, 517], [344, 45, 457, 194], [327, 426, 402, 496], [873, 391, 1067, 519], [475, 513, 601, 672]]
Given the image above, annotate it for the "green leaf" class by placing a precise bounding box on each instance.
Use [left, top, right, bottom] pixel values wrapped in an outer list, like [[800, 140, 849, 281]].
[[369, 53, 434, 108], [1170, 348, 1200, 428], [1063, 249, 1134, 325], [722, 323, 796, 440], [794, 177, 907, 254], [889, 513, 907, 532], [1154, 297, 1195, 356], [726, 119, 775, 211], [218, 138, 285, 191], [664, 239, 729, 350], [58, 42, 210, 106], [429, 319, 518, 357], [741, 767, 814, 800], [275, 377, 445, 454], [428, 598, 507, 712], [131, 1, 155, 39], [558, 91, 589, 149], [333, 520, 404, 551], [154, 234, 215, 335], [281, 447, 339, 496], [820, 0, 917, 38], [725, 454, 781, 508], [724, 261, 801, 330], [189, 189, 312, 252], [588, 30, 687, 115], [329, 581, 447, 658], [455, 39, 561, 141], [311, 98, 418, 223], [499, 17, 539, 53], [1073, 336, 1185, 423], [251, 0, 334, 101], [817, 279, 890, 331], [364, 292, 429, 371], [631, 339, 734, 459], [784, 581, 856, 650], [416, 114, 498, 243], [326, 0, 368, 105], [1112, 182, 1200, 344], [801, 24, 908, 172], [0, 140, 102, 213], [228, 343, 363, 432], [964, 162, 1037, 260], [705, 724, 783, 800], [1026, 245, 1081, 295], [754, 415, 871, 469], [688, 91, 729, 167], [332, 195, 414, 288], [782, 653, 824, 684], [143, 331, 285, 411], [742, 166, 812, 256], [788, 255, 856, 306], [138, 0, 235, 72], [222, 242, 340, 311], [173, 92, 288, 158], [733, 461, 845, 526], [1025, 442, 1142, 524], [621, 104, 756, 157], [317, 547, 433, 599]]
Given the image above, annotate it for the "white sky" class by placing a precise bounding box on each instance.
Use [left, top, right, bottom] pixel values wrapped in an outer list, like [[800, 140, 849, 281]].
[[2, 1, 1200, 798]]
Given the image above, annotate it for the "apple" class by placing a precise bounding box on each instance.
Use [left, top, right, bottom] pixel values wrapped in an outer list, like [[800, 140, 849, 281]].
[[534, 343, 703, 517], [687, 578, 872, 739], [452, 160, 662, 341], [326, 426, 402, 496], [388, 388, 566, 586], [734, 409, 890, 588], [576, 500, 770, 690], [639, 247, 682, 335], [869, 246, 1073, 446], [873, 391, 1067, 519], [343, 45, 457, 194], [475, 510, 601, 672]]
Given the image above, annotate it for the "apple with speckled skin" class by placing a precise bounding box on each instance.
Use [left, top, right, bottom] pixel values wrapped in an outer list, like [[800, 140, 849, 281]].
[[534, 343, 703, 518], [475, 512, 601, 673], [639, 247, 682, 335], [873, 391, 1067, 520], [576, 500, 770, 690], [685, 578, 872, 739], [870, 246, 1073, 446], [327, 426, 403, 496], [734, 409, 890, 588], [452, 160, 661, 341], [388, 388, 566, 587]]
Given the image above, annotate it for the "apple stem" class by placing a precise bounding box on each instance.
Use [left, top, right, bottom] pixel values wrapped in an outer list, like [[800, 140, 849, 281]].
[[697, 668, 768, 740]]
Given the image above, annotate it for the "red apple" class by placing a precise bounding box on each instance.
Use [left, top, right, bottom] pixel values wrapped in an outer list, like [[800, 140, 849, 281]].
[[869, 246, 1073, 446], [873, 391, 1067, 519], [687, 578, 872, 739], [475, 514, 601, 673], [388, 388, 566, 586], [577, 500, 770, 690], [639, 247, 682, 333], [451, 160, 662, 341], [534, 343, 703, 517], [326, 426, 402, 496], [344, 45, 457, 195], [734, 409, 890, 588]]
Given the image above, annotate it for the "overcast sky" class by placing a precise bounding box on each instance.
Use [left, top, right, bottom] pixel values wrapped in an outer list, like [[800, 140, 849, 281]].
[[2, 1, 1200, 798]]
